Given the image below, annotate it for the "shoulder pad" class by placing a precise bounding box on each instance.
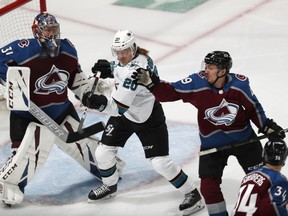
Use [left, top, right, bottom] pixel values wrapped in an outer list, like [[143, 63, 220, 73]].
[[234, 73, 248, 81], [197, 71, 206, 79], [63, 38, 75, 48]]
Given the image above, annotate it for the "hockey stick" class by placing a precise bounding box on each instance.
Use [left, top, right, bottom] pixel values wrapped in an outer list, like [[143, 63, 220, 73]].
[[29, 100, 105, 143], [199, 128, 288, 156], [7, 66, 105, 143], [78, 71, 101, 132]]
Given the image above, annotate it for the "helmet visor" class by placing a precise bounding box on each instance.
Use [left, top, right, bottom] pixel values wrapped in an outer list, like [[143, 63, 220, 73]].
[[111, 46, 136, 57]]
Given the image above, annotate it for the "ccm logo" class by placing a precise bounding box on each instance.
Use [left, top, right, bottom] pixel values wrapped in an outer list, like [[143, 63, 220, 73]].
[[8, 81, 14, 109]]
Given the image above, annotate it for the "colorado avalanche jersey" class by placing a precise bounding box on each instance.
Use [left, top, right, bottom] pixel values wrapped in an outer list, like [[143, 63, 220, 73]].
[[103, 54, 156, 123], [0, 38, 81, 120], [153, 71, 267, 149], [231, 166, 288, 216]]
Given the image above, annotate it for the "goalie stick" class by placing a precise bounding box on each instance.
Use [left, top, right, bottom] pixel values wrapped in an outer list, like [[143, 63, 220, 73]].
[[78, 71, 101, 132], [29, 100, 105, 143], [7, 66, 105, 143], [199, 128, 288, 156]]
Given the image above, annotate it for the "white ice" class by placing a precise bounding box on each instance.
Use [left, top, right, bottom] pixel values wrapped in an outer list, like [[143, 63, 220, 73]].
[[0, 0, 288, 215]]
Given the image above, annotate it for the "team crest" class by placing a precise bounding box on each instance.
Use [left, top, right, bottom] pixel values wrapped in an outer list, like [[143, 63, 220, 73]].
[[204, 99, 239, 126], [34, 65, 70, 95]]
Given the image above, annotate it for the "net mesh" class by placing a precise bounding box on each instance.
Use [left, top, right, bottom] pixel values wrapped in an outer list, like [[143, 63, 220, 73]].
[[0, 0, 41, 47], [0, 0, 44, 105]]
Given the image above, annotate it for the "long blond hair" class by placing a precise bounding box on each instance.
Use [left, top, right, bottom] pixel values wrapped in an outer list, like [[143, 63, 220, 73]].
[[137, 46, 149, 56]]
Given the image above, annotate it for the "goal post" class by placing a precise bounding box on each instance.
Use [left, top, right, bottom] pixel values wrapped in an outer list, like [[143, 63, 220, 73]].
[[0, 0, 46, 15], [0, 0, 46, 104]]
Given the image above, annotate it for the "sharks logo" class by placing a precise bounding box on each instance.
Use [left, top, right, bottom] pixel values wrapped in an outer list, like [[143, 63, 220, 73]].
[[34, 65, 70, 95], [204, 99, 239, 126]]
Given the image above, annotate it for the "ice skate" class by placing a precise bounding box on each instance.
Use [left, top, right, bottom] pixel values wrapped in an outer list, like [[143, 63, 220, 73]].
[[179, 188, 204, 215], [88, 184, 117, 202]]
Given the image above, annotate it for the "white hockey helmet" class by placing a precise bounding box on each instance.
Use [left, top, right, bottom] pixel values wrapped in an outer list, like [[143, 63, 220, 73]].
[[111, 30, 137, 56]]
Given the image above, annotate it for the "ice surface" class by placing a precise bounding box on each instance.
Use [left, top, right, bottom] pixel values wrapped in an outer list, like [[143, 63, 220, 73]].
[[0, 0, 287, 215]]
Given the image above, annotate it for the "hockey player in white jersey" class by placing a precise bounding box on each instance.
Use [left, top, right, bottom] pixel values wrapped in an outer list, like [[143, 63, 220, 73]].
[[81, 30, 204, 215]]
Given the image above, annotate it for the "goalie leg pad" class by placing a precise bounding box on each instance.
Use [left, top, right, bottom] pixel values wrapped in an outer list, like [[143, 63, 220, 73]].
[[56, 116, 101, 180], [0, 122, 54, 204], [0, 182, 24, 205]]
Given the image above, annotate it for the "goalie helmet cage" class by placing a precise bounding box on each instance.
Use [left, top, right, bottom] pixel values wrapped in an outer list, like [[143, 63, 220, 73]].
[[0, 0, 46, 104]]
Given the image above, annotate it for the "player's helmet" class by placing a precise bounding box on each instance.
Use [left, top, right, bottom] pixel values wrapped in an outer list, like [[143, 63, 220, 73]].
[[32, 12, 60, 57], [204, 51, 233, 72], [263, 138, 288, 166], [111, 30, 137, 57]]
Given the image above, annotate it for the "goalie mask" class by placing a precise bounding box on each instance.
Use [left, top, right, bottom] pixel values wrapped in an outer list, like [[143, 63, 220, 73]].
[[111, 30, 137, 58], [204, 51, 233, 72], [32, 12, 61, 58], [263, 138, 288, 166]]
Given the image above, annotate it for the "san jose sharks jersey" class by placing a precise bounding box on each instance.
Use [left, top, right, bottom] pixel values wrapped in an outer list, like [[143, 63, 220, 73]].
[[231, 166, 288, 216], [103, 54, 157, 123], [153, 71, 268, 149], [0, 38, 86, 120]]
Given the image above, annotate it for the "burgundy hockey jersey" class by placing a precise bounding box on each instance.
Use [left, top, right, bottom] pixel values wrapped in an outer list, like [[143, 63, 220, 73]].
[[152, 71, 267, 149], [232, 166, 288, 215]]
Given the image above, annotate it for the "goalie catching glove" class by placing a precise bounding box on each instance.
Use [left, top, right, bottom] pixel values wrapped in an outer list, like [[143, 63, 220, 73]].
[[131, 68, 160, 91], [82, 92, 107, 112], [259, 118, 286, 139], [92, 59, 113, 79]]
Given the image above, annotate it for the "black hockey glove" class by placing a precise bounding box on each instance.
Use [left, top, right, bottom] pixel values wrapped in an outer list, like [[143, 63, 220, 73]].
[[92, 59, 113, 79], [131, 68, 160, 91], [259, 118, 286, 139], [82, 92, 107, 112]]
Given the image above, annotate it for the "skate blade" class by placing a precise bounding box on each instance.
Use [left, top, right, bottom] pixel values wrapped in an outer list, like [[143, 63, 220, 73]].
[[182, 201, 204, 215], [87, 192, 117, 203]]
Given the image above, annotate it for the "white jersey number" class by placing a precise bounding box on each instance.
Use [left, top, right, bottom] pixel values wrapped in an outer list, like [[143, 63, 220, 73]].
[[234, 184, 257, 215]]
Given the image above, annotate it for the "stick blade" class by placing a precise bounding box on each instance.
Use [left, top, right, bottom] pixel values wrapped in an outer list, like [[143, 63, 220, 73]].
[[66, 121, 105, 143]]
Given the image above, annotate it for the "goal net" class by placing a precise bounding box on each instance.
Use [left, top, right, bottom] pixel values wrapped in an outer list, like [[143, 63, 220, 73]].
[[0, 0, 46, 107]]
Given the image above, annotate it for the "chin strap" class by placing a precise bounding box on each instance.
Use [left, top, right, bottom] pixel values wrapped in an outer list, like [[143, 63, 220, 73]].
[[211, 69, 227, 86]]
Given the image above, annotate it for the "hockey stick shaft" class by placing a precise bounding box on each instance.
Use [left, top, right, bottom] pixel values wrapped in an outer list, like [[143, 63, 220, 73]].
[[29, 100, 105, 143], [199, 128, 288, 156], [78, 71, 101, 132]]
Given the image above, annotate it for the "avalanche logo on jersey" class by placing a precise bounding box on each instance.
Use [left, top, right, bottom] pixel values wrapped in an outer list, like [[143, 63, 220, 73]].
[[204, 99, 239, 126], [34, 65, 70, 95]]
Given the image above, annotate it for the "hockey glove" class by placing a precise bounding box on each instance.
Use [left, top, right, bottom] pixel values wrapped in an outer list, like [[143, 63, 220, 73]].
[[259, 118, 286, 139], [82, 92, 107, 112], [131, 68, 160, 91], [92, 59, 113, 79]]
